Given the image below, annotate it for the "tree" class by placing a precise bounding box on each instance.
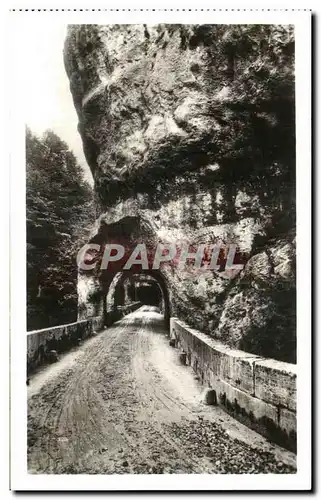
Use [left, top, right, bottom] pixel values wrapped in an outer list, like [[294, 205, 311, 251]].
[[26, 128, 94, 330]]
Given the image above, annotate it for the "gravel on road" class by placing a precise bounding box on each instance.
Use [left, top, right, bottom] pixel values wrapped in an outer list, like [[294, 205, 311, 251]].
[[28, 307, 296, 474]]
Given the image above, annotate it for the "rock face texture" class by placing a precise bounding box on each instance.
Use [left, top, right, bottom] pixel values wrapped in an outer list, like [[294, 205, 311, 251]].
[[64, 24, 296, 363]]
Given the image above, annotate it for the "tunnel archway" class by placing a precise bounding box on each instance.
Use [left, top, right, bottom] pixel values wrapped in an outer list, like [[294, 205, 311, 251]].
[[105, 269, 171, 330], [132, 275, 162, 307], [79, 213, 173, 329]]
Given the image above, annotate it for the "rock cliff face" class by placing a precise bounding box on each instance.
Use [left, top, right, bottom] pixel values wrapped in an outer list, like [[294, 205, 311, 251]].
[[64, 24, 296, 363]]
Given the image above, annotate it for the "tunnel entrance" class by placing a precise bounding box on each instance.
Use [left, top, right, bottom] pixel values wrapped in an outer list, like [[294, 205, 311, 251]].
[[129, 275, 162, 308], [104, 269, 170, 330], [80, 214, 172, 330]]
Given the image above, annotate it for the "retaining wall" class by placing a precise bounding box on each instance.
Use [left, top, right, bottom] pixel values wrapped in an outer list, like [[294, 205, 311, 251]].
[[170, 317, 297, 452], [27, 315, 104, 373], [27, 302, 142, 373]]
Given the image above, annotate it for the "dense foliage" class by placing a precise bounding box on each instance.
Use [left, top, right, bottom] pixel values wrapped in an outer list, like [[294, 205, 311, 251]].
[[26, 128, 94, 330]]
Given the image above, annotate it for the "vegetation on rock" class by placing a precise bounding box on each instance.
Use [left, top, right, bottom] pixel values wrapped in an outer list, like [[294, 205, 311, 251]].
[[26, 128, 94, 330]]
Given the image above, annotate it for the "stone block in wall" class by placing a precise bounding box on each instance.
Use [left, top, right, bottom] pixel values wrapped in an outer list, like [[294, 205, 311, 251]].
[[207, 345, 261, 395], [171, 318, 261, 395], [279, 407, 296, 437], [169, 316, 296, 451], [170, 317, 177, 338], [170, 318, 185, 342], [254, 359, 296, 411], [213, 378, 279, 426], [213, 378, 296, 451], [92, 315, 104, 332], [172, 319, 214, 359]]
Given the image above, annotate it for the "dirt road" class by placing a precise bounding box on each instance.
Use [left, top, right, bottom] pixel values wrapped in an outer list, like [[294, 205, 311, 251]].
[[28, 306, 296, 474]]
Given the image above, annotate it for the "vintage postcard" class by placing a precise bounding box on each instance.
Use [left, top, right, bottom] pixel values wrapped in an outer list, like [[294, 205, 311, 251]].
[[8, 7, 311, 492]]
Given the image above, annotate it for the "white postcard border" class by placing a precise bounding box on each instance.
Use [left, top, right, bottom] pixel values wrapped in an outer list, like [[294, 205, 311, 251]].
[[8, 8, 311, 491]]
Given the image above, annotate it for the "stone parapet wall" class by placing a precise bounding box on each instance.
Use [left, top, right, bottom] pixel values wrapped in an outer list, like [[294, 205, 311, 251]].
[[27, 302, 142, 373], [27, 316, 104, 373], [170, 317, 296, 452]]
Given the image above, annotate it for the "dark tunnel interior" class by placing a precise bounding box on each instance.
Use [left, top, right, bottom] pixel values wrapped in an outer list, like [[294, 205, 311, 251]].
[[106, 270, 171, 329], [130, 280, 162, 307]]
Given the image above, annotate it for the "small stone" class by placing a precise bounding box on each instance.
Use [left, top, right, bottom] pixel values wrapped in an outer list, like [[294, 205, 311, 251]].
[[122, 460, 129, 467], [48, 350, 58, 363], [179, 352, 187, 365], [202, 388, 217, 406]]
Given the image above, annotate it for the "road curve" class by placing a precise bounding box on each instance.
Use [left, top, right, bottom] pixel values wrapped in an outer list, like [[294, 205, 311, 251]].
[[28, 306, 296, 474]]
